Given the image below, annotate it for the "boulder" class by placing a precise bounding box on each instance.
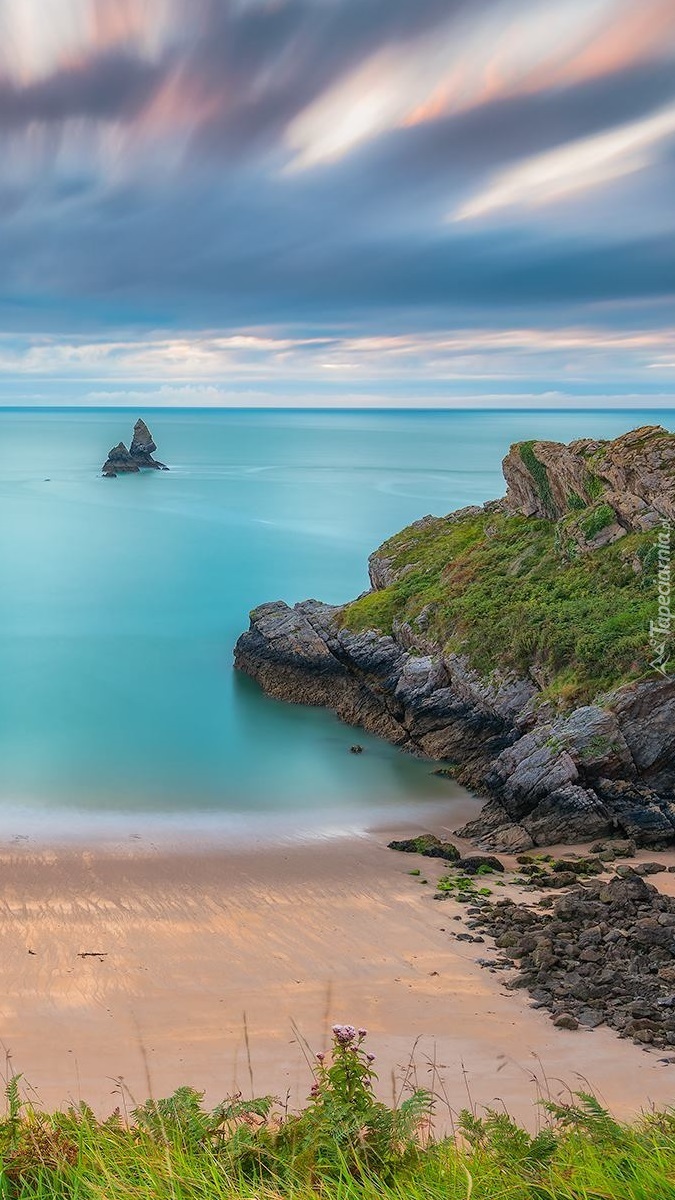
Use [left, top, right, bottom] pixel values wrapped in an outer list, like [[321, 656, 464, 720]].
[[455, 855, 505, 875], [388, 834, 461, 862], [553, 1013, 579, 1031], [610, 678, 675, 793]]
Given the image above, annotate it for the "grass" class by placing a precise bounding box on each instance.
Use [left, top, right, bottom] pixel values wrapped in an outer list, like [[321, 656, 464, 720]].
[[341, 505, 673, 709], [586, 471, 606, 501], [581, 503, 616, 541], [3, 1056, 675, 1199]]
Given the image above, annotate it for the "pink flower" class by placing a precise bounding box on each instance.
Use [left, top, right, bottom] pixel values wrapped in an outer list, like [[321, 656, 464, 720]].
[[332, 1024, 357, 1045]]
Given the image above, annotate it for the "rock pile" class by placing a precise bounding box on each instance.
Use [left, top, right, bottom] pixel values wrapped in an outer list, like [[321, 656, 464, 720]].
[[474, 872, 675, 1048]]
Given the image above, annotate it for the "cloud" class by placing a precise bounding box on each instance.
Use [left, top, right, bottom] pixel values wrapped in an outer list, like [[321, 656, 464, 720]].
[[453, 102, 675, 220], [0, 50, 164, 126], [1, 322, 674, 397], [0, 0, 175, 81], [0, 0, 674, 409], [283, 0, 675, 170]]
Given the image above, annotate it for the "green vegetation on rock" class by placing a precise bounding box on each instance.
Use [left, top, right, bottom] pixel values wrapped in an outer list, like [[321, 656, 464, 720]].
[[518, 441, 555, 516], [342, 505, 673, 708], [585, 471, 605, 501], [581, 502, 616, 541], [567, 490, 587, 511]]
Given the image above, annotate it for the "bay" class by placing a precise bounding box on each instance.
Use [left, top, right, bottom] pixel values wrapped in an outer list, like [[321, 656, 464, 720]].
[[0, 407, 670, 843]]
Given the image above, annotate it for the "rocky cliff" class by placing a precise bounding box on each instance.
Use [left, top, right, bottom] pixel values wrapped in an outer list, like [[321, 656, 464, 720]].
[[235, 426, 675, 850], [102, 419, 168, 476]]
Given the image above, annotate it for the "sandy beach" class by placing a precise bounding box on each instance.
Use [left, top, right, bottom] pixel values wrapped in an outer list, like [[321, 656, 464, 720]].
[[2, 824, 675, 1128]]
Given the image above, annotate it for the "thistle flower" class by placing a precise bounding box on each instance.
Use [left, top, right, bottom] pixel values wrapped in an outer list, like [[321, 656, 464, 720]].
[[367, 1054, 376, 1063], [358, 1028, 368, 1038], [316, 1052, 325, 1062], [332, 1024, 357, 1045]]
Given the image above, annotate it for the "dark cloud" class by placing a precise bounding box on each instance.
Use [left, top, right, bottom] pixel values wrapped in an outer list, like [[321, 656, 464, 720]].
[[2, 146, 673, 328], [0, 0, 673, 350], [0, 50, 163, 126]]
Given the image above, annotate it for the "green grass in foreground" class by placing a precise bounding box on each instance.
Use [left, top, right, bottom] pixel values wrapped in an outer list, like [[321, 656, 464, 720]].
[[341, 507, 674, 708], [2, 1028, 675, 1199]]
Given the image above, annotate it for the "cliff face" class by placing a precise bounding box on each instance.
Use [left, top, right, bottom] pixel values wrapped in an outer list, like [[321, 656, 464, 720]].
[[234, 426, 675, 850]]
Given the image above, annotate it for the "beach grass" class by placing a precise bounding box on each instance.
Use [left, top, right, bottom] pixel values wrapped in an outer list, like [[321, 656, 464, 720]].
[[2, 1030, 675, 1199]]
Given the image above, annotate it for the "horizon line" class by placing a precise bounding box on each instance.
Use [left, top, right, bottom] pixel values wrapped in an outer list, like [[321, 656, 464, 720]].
[[2, 405, 675, 415]]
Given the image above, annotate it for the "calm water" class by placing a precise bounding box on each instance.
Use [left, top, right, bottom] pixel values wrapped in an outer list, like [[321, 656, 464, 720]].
[[1, 407, 671, 844]]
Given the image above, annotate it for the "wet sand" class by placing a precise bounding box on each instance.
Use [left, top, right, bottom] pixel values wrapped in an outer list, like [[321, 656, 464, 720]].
[[1, 828, 675, 1127]]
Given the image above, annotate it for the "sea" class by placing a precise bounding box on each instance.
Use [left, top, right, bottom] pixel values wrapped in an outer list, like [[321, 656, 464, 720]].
[[1, 407, 671, 846]]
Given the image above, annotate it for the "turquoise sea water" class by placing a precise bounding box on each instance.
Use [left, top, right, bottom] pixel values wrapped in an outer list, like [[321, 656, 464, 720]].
[[1, 407, 672, 844]]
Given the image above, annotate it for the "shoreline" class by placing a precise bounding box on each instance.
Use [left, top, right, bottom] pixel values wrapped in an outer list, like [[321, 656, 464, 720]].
[[0, 785, 483, 856], [2, 828, 675, 1127]]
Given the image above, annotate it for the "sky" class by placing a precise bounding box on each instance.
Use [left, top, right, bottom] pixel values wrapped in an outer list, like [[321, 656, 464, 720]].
[[0, 0, 674, 409]]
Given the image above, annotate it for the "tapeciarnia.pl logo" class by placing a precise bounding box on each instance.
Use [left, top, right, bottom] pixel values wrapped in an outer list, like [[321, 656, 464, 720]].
[[649, 518, 672, 677]]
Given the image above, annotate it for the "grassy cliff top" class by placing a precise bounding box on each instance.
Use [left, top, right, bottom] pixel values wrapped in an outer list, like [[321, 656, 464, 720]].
[[341, 503, 671, 710]]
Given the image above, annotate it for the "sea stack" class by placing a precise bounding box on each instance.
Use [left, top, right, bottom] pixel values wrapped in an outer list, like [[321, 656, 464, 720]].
[[102, 419, 169, 477]]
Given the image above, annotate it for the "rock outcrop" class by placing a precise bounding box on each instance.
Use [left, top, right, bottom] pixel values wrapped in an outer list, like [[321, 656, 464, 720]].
[[102, 419, 168, 477], [503, 425, 675, 531], [234, 426, 675, 849]]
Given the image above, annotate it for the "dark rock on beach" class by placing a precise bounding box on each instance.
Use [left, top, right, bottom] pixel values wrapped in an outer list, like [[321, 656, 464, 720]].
[[455, 855, 505, 875], [102, 419, 168, 477], [388, 834, 461, 862]]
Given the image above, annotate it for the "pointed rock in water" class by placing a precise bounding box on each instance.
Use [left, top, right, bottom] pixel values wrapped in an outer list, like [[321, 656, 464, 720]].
[[102, 442, 139, 477], [102, 419, 169, 476], [129, 418, 169, 470]]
